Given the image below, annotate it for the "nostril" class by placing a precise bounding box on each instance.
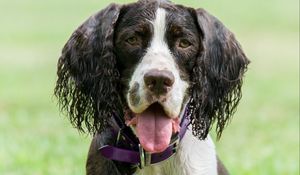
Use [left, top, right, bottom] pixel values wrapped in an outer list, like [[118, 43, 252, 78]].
[[163, 75, 174, 87], [145, 78, 156, 90], [144, 69, 175, 95], [144, 76, 156, 87], [160, 70, 175, 88]]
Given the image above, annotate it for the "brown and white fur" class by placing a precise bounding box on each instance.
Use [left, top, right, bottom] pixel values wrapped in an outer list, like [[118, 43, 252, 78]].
[[55, 0, 249, 174]]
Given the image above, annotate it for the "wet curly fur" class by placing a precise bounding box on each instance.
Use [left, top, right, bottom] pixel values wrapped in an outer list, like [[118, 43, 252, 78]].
[[55, 5, 124, 134], [54, 1, 249, 141], [189, 10, 249, 139]]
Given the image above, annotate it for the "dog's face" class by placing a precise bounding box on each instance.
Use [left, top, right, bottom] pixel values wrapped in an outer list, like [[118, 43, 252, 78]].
[[114, 4, 201, 152], [115, 4, 201, 118], [55, 0, 249, 153]]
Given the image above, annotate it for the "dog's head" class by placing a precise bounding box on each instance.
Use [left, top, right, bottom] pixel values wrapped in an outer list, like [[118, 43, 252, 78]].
[[55, 0, 249, 153]]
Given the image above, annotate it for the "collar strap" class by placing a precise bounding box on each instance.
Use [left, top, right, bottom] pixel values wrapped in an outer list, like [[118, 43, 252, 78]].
[[98, 106, 190, 169]]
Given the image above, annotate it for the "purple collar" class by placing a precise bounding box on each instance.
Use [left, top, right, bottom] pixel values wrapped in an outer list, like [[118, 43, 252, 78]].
[[98, 106, 190, 169]]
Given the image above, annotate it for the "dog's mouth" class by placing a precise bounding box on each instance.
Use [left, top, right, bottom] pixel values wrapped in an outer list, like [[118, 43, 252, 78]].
[[125, 102, 180, 153]]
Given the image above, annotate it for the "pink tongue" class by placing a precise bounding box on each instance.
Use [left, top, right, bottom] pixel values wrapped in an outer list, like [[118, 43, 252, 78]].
[[136, 103, 173, 153]]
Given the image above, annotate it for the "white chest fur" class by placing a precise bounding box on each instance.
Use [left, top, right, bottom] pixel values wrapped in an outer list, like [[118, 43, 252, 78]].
[[135, 130, 218, 175]]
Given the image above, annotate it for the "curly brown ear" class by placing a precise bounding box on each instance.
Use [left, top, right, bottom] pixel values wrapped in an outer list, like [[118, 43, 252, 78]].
[[189, 8, 250, 139], [54, 4, 123, 134]]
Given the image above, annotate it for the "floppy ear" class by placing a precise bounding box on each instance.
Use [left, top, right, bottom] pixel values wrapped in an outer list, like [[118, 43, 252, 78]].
[[189, 8, 250, 139], [54, 4, 123, 134]]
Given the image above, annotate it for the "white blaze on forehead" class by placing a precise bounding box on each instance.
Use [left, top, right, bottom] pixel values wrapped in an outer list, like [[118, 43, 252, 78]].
[[144, 8, 177, 72], [150, 8, 168, 52]]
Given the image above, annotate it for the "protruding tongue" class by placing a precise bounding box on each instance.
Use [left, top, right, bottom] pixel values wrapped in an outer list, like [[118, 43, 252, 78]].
[[136, 103, 174, 153]]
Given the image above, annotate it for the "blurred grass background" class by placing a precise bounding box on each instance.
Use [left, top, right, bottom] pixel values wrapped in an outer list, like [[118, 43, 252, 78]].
[[0, 0, 298, 174]]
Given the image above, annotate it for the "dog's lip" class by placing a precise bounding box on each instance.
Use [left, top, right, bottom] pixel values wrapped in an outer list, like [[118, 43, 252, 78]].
[[130, 102, 176, 119]]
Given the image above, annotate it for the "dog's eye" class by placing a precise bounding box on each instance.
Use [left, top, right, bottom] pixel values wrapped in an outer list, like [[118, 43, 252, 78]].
[[126, 36, 138, 45], [178, 39, 192, 48]]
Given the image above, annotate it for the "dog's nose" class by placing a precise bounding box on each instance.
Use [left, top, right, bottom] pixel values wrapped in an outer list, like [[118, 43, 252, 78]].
[[144, 69, 175, 95]]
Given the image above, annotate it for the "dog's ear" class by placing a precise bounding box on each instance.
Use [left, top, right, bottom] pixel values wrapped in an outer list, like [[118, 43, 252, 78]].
[[54, 4, 124, 134], [189, 8, 250, 139]]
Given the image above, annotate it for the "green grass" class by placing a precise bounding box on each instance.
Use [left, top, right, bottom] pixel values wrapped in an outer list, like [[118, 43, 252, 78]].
[[0, 0, 299, 174]]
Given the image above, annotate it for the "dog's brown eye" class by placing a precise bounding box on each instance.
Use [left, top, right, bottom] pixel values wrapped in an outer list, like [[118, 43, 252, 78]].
[[126, 36, 138, 45], [179, 39, 191, 48]]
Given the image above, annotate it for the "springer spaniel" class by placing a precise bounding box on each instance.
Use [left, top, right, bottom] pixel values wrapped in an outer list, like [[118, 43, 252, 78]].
[[55, 0, 249, 174]]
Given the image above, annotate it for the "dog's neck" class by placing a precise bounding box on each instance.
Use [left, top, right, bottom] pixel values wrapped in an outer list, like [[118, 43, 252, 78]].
[[135, 132, 218, 175], [98, 104, 191, 173]]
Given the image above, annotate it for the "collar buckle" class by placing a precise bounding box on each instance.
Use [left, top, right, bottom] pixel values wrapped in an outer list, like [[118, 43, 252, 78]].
[[138, 144, 154, 169], [138, 134, 180, 169], [170, 135, 180, 153], [138, 144, 146, 169], [138, 144, 153, 169]]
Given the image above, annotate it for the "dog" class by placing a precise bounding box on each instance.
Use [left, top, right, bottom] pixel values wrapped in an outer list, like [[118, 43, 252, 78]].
[[55, 0, 249, 174]]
